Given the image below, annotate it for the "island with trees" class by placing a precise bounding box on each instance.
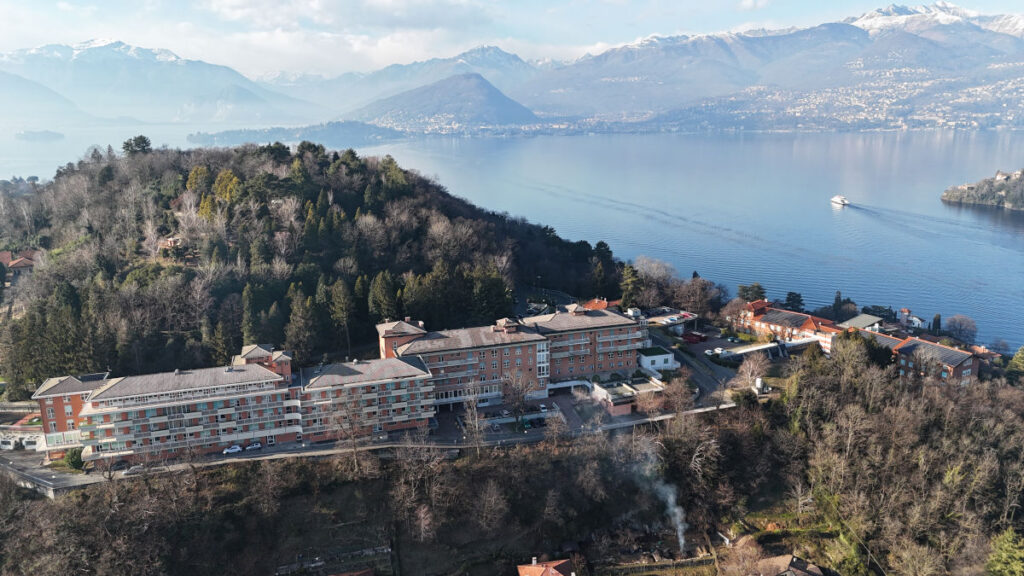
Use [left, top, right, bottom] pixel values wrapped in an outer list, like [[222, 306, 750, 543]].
[[942, 169, 1024, 211]]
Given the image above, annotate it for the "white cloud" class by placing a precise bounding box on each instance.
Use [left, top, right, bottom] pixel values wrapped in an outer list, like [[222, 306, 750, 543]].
[[738, 0, 769, 10]]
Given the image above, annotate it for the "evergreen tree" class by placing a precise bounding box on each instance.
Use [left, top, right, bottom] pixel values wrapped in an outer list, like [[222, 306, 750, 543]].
[[285, 295, 316, 364], [330, 279, 355, 358], [186, 165, 211, 193], [471, 265, 512, 324], [241, 283, 259, 345], [987, 528, 1024, 576], [737, 282, 767, 302], [932, 313, 942, 334], [368, 270, 398, 323], [784, 291, 805, 312], [1007, 346, 1024, 383], [212, 169, 241, 204], [590, 260, 606, 298], [210, 321, 232, 365], [265, 302, 285, 346], [620, 265, 641, 308]]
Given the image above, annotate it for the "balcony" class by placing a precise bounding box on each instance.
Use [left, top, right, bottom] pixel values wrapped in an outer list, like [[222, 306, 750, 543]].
[[597, 343, 643, 353], [597, 331, 645, 343], [428, 357, 477, 368], [549, 336, 590, 348], [551, 349, 590, 359]]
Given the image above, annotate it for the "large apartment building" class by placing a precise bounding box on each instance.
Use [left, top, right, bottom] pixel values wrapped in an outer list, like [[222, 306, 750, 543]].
[[377, 303, 649, 406], [32, 345, 441, 463]]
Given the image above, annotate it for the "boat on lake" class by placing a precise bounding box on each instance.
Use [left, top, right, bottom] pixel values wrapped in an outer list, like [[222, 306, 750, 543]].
[[831, 194, 850, 206]]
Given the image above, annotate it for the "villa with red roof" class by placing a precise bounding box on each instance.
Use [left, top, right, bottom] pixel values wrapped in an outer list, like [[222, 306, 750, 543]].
[[735, 300, 842, 354], [893, 337, 978, 384]]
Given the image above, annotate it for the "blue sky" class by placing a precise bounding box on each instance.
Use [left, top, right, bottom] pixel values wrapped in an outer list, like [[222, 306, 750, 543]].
[[0, 0, 1021, 77]]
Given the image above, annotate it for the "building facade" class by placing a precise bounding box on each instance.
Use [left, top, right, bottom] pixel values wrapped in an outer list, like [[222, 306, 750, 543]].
[[299, 357, 435, 443], [78, 361, 301, 462], [893, 337, 978, 384]]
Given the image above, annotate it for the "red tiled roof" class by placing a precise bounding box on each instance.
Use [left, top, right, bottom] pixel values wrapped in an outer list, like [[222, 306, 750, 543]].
[[0, 251, 11, 267], [8, 257, 33, 269], [581, 298, 621, 311], [517, 559, 573, 576]]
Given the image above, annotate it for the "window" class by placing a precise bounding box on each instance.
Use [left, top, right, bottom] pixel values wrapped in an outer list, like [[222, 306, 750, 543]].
[[503, 349, 510, 356], [64, 405, 73, 416], [46, 407, 54, 419], [49, 422, 57, 432], [516, 359, 522, 367], [503, 359, 510, 368], [62, 396, 70, 404], [491, 361, 497, 369], [516, 347, 522, 355], [963, 369, 972, 376]]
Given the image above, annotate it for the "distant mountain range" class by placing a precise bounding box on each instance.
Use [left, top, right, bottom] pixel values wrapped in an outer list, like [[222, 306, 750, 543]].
[[4, 3, 1024, 135]]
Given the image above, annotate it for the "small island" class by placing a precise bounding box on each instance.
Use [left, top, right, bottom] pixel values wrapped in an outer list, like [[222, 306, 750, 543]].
[[942, 169, 1024, 211], [14, 129, 65, 142]]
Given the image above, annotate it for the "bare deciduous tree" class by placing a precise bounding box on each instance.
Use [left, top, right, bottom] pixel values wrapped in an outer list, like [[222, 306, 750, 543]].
[[732, 352, 769, 390], [476, 479, 508, 533]]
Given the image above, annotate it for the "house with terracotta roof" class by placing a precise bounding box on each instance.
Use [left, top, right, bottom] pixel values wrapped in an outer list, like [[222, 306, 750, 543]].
[[517, 557, 574, 576], [893, 337, 978, 384], [581, 297, 620, 311], [0, 248, 41, 282], [735, 300, 842, 354]]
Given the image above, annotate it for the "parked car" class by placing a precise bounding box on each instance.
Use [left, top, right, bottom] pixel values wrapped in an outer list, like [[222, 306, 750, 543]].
[[245, 442, 262, 451], [109, 460, 131, 472], [704, 349, 715, 356], [222, 444, 242, 455], [539, 404, 548, 413], [714, 347, 725, 354], [727, 336, 741, 343], [491, 423, 501, 432], [500, 409, 511, 417], [683, 331, 708, 343], [122, 465, 145, 476]]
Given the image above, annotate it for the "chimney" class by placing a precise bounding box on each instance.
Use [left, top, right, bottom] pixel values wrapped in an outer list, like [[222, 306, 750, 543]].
[[225, 366, 233, 373], [532, 557, 537, 565], [173, 368, 180, 375], [405, 316, 412, 322]]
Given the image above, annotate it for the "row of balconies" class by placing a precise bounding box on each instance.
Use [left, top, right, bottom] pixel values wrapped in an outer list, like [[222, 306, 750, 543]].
[[597, 342, 644, 354], [596, 331, 645, 343], [98, 382, 283, 409], [551, 349, 590, 359], [549, 336, 591, 348]]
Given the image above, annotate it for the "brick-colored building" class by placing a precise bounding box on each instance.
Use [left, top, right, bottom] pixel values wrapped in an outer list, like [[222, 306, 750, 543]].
[[299, 357, 434, 442], [735, 299, 841, 354], [376, 304, 649, 407], [78, 361, 300, 463], [31, 373, 109, 459], [893, 337, 978, 384]]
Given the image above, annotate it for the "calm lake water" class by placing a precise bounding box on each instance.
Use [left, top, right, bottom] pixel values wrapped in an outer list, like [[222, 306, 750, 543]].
[[362, 131, 1024, 348], [4, 129, 1022, 347]]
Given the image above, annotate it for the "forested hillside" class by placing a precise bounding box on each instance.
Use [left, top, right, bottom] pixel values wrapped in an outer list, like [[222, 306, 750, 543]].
[[0, 140, 617, 398]]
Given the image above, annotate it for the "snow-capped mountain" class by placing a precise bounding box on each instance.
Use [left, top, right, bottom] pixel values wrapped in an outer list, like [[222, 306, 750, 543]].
[[0, 40, 319, 125]]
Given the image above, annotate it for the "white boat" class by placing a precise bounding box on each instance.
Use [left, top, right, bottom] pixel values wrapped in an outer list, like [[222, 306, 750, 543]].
[[831, 195, 850, 206]]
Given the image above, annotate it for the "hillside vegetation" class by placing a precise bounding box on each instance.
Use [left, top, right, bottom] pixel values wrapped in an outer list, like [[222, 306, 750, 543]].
[[942, 170, 1024, 211], [0, 141, 616, 397]]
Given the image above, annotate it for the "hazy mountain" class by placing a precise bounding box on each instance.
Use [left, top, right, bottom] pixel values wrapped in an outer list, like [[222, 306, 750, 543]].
[[0, 70, 88, 130], [187, 121, 403, 148], [346, 73, 538, 132], [264, 46, 539, 115], [0, 40, 320, 125]]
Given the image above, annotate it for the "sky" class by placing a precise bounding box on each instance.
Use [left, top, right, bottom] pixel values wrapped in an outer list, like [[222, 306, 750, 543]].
[[0, 0, 1022, 78]]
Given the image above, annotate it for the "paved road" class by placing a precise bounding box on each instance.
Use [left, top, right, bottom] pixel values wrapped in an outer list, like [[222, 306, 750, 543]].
[[649, 331, 727, 405]]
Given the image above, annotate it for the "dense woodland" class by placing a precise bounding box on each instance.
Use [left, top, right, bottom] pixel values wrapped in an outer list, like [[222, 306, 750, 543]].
[[0, 139, 623, 397]]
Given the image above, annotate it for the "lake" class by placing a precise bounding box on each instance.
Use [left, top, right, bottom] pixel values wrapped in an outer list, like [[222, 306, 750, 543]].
[[361, 131, 1024, 349], [4, 128, 1022, 348]]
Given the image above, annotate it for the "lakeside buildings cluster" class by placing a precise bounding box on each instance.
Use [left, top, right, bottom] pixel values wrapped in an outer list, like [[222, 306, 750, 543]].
[[31, 304, 652, 462]]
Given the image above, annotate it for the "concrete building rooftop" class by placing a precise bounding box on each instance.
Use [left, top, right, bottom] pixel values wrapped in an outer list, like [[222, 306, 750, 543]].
[[304, 357, 430, 389], [89, 363, 283, 401], [399, 325, 546, 355]]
